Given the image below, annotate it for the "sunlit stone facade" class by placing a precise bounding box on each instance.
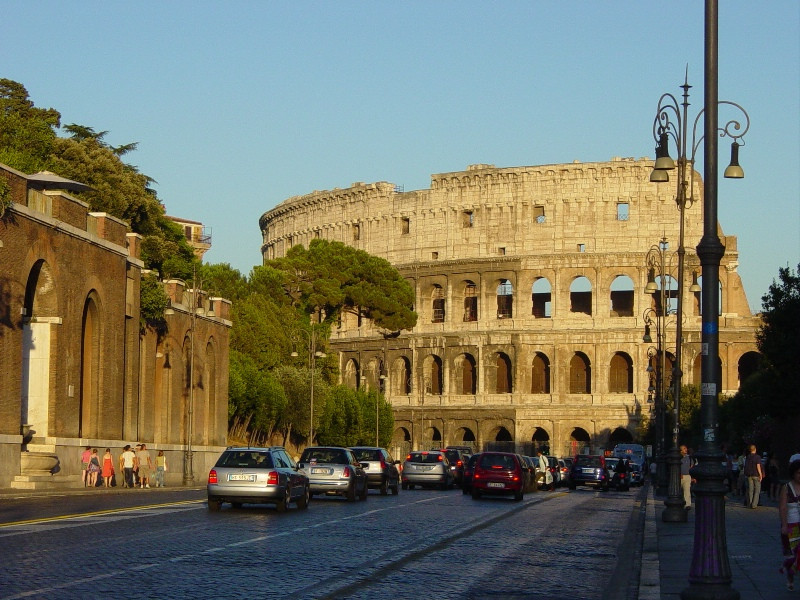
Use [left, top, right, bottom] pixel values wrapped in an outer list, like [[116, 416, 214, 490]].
[[260, 158, 759, 458]]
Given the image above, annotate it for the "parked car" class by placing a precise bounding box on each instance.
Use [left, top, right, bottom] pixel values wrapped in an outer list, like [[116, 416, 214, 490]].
[[568, 454, 610, 491], [604, 457, 630, 491], [207, 446, 310, 512], [471, 452, 526, 501], [445, 445, 474, 459], [520, 456, 539, 492], [556, 458, 570, 487], [461, 452, 482, 494], [298, 446, 368, 501], [629, 461, 644, 486], [349, 446, 400, 495], [402, 450, 453, 490], [441, 448, 467, 485]]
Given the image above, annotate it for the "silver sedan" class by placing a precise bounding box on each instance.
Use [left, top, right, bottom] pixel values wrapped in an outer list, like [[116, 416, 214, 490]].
[[298, 446, 368, 501]]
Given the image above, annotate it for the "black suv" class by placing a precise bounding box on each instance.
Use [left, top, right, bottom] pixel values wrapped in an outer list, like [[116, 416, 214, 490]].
[[207, 446, 310, 511], [349, 446, 400, 495], [568, 454, 610, 491]]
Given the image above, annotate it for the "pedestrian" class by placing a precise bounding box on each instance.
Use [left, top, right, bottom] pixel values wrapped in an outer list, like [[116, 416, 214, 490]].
[[680, 445, 692, 510], [133, 444, 142, 487], [118, 447, 127, 487], [155, 450, 167, 487], [121, 444, 136, 489], [87, 448, 101, 487], [136, 443, 153, 488], [101, 448, 114, 488], [744, 444, 764, 509], [779, 460, 800, 591], [736, 450, 747, 496], [80, 445, 92, 487], [769, 454, 781, 501], [729, 449, 740, 496]]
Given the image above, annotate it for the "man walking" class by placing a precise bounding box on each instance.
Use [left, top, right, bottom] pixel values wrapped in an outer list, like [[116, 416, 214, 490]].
[[744, 444, 764, 509], [121, 445, 136, 489], [680, 445, 693, 510]]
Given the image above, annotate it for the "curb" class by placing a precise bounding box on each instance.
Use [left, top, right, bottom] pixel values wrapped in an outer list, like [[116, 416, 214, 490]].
[[637, 485, 661, 600]]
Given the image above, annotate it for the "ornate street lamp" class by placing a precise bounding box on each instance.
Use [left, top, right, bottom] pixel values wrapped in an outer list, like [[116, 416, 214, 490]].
[[649, 57, 748, 528], [642, 237, 676, 497], [291, 325, 326, 445], [649, 2, 749, 597]]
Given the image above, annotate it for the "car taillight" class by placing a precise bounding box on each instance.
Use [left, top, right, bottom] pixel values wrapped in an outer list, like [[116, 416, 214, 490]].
[[380, 459, 387, 469], [343, 466, 351, 478], [438, 454, 443, 462], [619, 473, 626, 479], [208, 470, 218, 484], [457, 460, 463, 467], [267, 471, 279, 485]]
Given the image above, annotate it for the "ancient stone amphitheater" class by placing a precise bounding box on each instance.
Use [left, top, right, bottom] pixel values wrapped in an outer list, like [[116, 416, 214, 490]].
[[260, 157, 759, 459]]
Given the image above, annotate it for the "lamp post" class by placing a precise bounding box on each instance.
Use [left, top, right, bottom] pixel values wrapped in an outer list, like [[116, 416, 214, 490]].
[[418, 375, 431, 451], [183, 269, 201, 486], [377, 369, 387, 447], [648, 2, 749, 596], [291, 326, 326, 446], [643, 237, 676, 497]]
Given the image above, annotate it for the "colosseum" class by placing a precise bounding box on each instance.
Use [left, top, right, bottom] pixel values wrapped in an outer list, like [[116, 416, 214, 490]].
[[259, 157, 760, 459]]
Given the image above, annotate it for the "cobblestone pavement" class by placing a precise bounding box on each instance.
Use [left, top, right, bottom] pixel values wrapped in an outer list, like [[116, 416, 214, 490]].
[[0, 485, 643, 599]]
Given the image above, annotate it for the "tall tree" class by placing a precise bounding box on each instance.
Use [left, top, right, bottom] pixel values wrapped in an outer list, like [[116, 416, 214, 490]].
[[0, 79, 60, 173]]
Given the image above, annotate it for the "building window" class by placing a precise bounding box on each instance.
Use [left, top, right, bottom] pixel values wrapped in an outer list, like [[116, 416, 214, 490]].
[[569, 352, 591, 394], [610, 275, 634, 317], [401, 217, 410, 235], [570, 276, 592, 316], [534, 205, 546, 224], [432, 285, 445, 323], [531, 277, 552, 318], [353, 224, 360, 241], [462, 210, 474, 228], [498, 247, 506, 256], [531, 353, 551, 393], [497, 279, 513, 319], [463, 282, 478, 322], [578, 243, 586, 252], [495, 353, 513, 393], [609, 352, 633, 393], [431, 252, 438, 260], [617, 202, 629, 221]]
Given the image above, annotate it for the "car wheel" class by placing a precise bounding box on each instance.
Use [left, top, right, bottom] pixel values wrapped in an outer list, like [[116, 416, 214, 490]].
[[276, 487, 290, 513], [462, 485, 469, 495], [207, 499, 222, 511], [380, 477, 389, 496], [401, 482, 408, 491], [514, 489, 524, 502], [347, 482, 357, 502], [391, 481, 399, 495], [359, 481, 368, 500], [297, 485, 310, 510], [440, 479, 449, 491], [471, 489, 481, 500], [408, 483, 415, 490]]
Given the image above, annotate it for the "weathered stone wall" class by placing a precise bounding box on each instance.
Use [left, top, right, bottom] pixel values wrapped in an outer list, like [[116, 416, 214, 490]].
[[0, 163, 231, 488], [260, 158, 759, 457]]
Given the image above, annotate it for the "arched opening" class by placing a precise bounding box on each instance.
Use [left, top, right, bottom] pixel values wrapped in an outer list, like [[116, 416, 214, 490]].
[[431, 284, 445, 323], [609, 427, 633, 447], [569, 427, 591, 456], [531, 352, 550, 393], [80, 294, 101, 438], [531, 277, 552, 318], [344, 358, 361, 390], [609, 352, 633, 393], [497, 279, 513, 319], [693, 355, 724, 391], [569, 352, 591, 393], [692, 276, 723, 316], [737, 351, 760, 388], [610, 275, 634, 317], [570, 276, 592, 316], [463, 280, 478, 322], [392, 427, 411, 462], [391, 356, 411, 395], [422, 355, 443, 395], [455, 354, 477, 395], [531, 427, 550, 454], [495, 352, 512, 393], [648, 274, 678, 316], [495, 426, 512, 441]]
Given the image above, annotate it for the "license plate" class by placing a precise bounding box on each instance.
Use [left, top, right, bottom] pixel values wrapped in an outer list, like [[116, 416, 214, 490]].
[[582, 468, 595, 474], [311, 468, 330, 474], [487, 482, 504, 488], [228, 474, 255, 482]]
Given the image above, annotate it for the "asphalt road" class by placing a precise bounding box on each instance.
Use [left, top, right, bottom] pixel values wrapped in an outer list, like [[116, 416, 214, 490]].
[[0, 484, 645, 599]]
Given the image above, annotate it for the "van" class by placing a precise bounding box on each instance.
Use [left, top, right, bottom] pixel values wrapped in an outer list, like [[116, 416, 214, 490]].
[[613, 444, 646, 470]]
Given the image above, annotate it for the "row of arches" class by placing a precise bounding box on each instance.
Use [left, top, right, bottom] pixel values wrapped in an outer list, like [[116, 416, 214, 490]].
[[424, 275, 720, 323], [346, 350, 760, 396]]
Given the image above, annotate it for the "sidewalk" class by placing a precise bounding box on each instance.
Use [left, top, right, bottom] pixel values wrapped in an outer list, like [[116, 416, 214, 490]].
[[639, 485, 794, 599]]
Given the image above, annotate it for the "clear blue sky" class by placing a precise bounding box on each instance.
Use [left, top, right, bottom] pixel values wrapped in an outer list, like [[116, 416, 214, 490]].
[[3, 2, 798, 311]]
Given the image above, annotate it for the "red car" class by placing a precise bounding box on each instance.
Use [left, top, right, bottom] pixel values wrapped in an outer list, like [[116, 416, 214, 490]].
[[470, 452, 526, 501]]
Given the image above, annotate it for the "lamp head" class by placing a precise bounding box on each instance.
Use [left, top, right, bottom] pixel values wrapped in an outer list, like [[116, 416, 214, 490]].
[[653, 132, 676, 171], [643, 325, 653, 344], [689, 271, 701, 293], [724, 141, 744, 179]]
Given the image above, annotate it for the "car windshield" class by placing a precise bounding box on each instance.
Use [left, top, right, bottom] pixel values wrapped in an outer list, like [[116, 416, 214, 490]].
[[407, 452, 443, 464], [217, 451, 274, 469], [443, 450, 461, 463], [479, 454, 517, 469], [352, 449, 381, 461], [576, 456, 603, 468], [301, 449, 348, 464], [605, 458, 619, 470]]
